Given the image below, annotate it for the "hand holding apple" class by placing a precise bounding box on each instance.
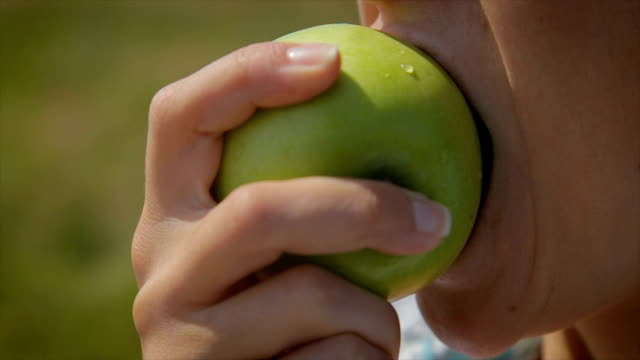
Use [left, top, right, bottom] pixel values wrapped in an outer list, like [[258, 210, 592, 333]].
[[214, 24, 482, 299], [132, 21, 480, 359], [134, 37, 435, 358]]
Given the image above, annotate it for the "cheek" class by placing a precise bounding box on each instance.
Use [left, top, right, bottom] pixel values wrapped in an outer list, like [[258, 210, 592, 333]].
[[374, 0, 640, 353], [369, 2, 549, 355], [486, 0, 640, 317]]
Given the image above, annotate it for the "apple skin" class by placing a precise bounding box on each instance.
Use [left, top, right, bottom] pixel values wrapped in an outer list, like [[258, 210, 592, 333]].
[[213, 24, 482, 300]]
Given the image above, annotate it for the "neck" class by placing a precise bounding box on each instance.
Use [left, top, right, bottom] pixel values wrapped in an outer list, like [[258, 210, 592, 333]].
[[543, 292, 640, 360]]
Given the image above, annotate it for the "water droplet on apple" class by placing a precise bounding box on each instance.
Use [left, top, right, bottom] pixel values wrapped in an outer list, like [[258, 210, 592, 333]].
[[400, 50, 407, 55], [384, 73, 390, 78], [400, 64, 415, 75]]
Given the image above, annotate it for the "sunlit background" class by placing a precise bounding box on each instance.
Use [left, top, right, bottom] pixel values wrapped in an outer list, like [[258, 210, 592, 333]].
[[0, 1, 359, 358]]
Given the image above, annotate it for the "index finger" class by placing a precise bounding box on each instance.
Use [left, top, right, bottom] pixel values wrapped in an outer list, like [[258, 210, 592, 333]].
[[143, 42, 340, 219]]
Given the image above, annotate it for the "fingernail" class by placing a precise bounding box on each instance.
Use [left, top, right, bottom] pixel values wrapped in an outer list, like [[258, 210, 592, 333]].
[[405, 190, 451, 238], [286, 43, 338, 66]]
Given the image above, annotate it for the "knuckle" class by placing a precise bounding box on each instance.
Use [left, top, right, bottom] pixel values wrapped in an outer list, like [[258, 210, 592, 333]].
[[228, 43, 265, 85], [288, 265, 350, 309], [235, 43, 267, 63], [133, 286, 219, 360], [235, 42, 285, 67], [346, 186, 383, 240], [226, 50, 252, 88], [227, 42, 288, 88], [132, 286, 162, 340], [377, 305, 402, 352], [334, 332, 365, 347], [131, 227, 148, 281], [284, 265, 400, 355], [130, 211, 176, 285], [148, 82, 180, 126], [293, 264, 335, 287], [223, 182, 277, 228], [378, 301, 401, 331], [332, 333, 380, 357], [355, 189, 383, 224]]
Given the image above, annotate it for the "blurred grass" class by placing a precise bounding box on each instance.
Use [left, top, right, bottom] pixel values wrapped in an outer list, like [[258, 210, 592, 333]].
[[0, 1, 358, 358]]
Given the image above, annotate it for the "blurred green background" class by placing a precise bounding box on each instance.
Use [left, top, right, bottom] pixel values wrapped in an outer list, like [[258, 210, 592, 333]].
[[0, 1, 358, 358]]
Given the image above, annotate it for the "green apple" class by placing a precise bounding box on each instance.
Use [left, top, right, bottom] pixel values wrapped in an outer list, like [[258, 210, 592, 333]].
[[213, 23, 482, 300]]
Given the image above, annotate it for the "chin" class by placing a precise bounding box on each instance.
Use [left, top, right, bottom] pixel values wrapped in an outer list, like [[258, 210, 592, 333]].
[[415, 288, 529, 357]]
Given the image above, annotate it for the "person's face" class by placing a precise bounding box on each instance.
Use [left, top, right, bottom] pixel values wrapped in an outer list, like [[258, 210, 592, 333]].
[[358, 0, 640, 356]]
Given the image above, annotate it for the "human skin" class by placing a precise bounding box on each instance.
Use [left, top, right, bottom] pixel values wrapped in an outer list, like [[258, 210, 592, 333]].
[[358, 0, 640, 358], [132, 42, 450, 359], [132, 0, 639, 359]]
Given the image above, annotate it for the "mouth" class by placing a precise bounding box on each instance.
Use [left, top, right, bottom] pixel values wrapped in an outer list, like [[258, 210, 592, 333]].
[[410, 39, 495, 205], [466, 99, 494, 205], [411, 43, 494, 206], [365, 11, 496, 209]]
